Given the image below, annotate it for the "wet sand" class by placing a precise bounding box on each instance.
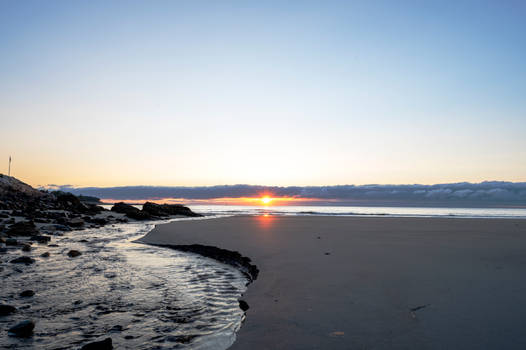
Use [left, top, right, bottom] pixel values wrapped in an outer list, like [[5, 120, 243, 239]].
[[141, 216, 526, 350]]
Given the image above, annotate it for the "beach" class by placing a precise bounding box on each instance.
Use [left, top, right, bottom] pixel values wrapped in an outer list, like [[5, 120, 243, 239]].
[[141, 215, 526, 350]]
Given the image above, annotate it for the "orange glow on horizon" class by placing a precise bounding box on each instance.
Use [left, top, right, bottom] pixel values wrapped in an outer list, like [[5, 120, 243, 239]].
[[99, 196, 325, 206]]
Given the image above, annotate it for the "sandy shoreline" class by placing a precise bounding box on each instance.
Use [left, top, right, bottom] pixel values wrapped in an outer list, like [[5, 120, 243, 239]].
[[141, 215, 526, 349]]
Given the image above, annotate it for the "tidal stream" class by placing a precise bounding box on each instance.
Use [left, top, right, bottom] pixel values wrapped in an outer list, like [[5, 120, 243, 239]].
[[0, 219, 248, 349]]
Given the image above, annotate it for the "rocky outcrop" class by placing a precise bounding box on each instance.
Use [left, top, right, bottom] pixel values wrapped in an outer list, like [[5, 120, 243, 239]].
[[142, 202, 202, 217]]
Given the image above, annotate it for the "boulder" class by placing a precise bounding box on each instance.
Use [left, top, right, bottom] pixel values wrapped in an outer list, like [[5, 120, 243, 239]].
[[7, 320, 35, 337], [40, 252, 50, 258], [111, 202, 140, 215], [10, 256, 35, 264], [6, 221, 39, 236], [0, 304, 16, 316], [80, 337, 113, 350], [67, 250, 82, 258]]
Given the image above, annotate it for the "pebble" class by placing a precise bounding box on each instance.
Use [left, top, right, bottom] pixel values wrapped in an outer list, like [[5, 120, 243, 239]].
[[67, 250, 82, 258], [20, 290, 35, 297]]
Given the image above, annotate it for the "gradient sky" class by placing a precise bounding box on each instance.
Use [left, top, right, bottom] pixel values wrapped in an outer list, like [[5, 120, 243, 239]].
[[1, 0, 525, 188]]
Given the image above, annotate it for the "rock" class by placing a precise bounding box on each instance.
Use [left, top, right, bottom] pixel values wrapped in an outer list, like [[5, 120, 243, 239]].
[[80, 337, 113, 350], [68, 217, 85, 228], [141, 202, 168, 217], [110, 202, 152, 220], [7, 320, 35, 337], [109, 325, 123, 332], [20, 290, 35, 297], [30, 235, 51, 243], [0, 304, 17, 316], [33, 217, 50, 223], [67, 250, 82, 258], [40, 252, 50, 258], [6, 221, 39, 236], [0, 237, 5, 244], [111, 202, 140, 215], [10, 256, 35, 264], [6, 238, 18, 246], [239, 299, 249, 312], [142, 202, 202, 217], [89, 217, 108, 225], [21, 244, 32, 252], [0, 213, 9, 218], [126, 210, 152, 221], [40, 224, 71, 232]]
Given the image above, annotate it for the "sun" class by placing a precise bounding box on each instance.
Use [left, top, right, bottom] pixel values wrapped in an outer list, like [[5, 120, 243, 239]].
[[260, 196, 272, 205]]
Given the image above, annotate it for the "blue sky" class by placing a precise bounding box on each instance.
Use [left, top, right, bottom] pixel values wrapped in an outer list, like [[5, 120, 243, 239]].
[[1, 1, 525, 187]]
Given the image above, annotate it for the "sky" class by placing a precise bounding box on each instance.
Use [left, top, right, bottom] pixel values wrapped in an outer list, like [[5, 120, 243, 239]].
[[1, 0, 525, 188]]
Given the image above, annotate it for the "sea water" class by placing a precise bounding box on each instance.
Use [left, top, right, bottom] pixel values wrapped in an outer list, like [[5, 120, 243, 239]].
[[188, 205, 526, 219]]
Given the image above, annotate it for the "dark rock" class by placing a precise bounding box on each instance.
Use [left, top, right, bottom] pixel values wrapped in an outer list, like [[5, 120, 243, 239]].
[[10, 256, 35, 264], [109, 325, 123, 332], [0, 304, 17, 316], [6, 221, 39, 236], [0, 237, 4, 244], [67, 250, 82, 258], [68, 217, 85, 228], [20, 290, 35, 297], [239, 299, 249, 312], [80, 337, 113, 350], [21, 244, 32, 252], [111, 202, 152, 220], [40, 252, 50, 258], [143, 202, 202, 217], [111, 202, 140, 215], [30, 235, 51, 243], [40, 224, 72, 232], [0, 213, 9, 218], [126, 210, 152, 221], [33, 217, 49, 223], [7, 320, 35, 337], [6, 238, 17, 246], [89, 217, 108, 225]]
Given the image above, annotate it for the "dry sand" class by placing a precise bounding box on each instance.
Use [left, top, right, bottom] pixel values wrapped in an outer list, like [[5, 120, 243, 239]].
[[140, 216, 526, 350]]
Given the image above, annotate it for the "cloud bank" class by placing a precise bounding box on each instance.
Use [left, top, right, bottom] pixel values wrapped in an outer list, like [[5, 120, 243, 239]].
[[46, 182, 526, 207]]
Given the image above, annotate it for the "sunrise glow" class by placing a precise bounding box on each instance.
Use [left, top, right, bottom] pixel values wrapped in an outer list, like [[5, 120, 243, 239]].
[[261, 196, 272, 205]]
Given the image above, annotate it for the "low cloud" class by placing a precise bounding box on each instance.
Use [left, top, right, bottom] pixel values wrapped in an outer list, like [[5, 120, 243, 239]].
[[44, 181, 526, 207]]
